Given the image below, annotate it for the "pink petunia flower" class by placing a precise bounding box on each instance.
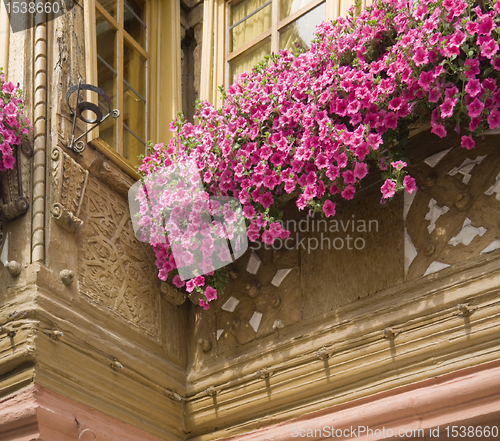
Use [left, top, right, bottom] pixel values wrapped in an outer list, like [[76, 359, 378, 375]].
[[194, 275, 205, 287], [431, 122, 447, 138], [381, 179, 396, 199], [199, 299, 210, 310], [353, 162, 368, 180], [478, 16, 495, 35], [412, 47, 429, 66], [391, 160, 407, 171], [173, 275, 185, 288], [464, 59, 480, 78], [186, 279, 196, 293], [469, 117, 481, 132], [465, 79, 482, 98], [204, 286, 218, 302], [440, 97, 456, 118], [461, 135, 475, 150], [259, 192, 273, 209], [467, 98, 485, 118], [341, 185, 356, 200], [322, 200, 336, 217], [487, 108, 500, 130], [262, 230, 274, 245], [480, 37, 499, 59], [342, 169, 356, 185], [428, 87, 441, 103], [2, 153, 15, 169], [403, 176, 417, 194]]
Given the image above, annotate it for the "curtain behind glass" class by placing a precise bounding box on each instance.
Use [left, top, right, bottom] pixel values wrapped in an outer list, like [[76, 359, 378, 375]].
[[230, 0, 272, 51]]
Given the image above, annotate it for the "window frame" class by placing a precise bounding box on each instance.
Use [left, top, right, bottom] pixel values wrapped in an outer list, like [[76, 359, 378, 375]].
[[200, 0, 356, 105], [0, 0, 10, 76], [84, 0, 181, 179], [225, 0, 326, 84]]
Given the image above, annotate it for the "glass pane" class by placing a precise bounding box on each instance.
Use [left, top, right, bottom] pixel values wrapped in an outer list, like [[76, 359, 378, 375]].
[[123, 85, 146, 142], [96, 12, 116, 69], [97, 0, 117, 19], [96, 11, 117, 149], [124, 42, 147, 98], [123, 127, 146, 167], [281, 0, 314, 19], [124, 0, 146, 48], [279, 2, 325, 52], [229, 39, 271, 83], [230, 0, 271, 52], [98, 102, 117, 148], [97, 60, 117, 105]]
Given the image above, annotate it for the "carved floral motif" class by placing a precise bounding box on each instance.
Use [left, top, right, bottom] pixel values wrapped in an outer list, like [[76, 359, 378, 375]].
[[50, 147, 88, 232], [78, 177, 160, 335]]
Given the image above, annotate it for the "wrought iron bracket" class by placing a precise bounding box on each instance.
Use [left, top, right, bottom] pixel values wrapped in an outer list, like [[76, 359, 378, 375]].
[[66, 80, 120, 153]]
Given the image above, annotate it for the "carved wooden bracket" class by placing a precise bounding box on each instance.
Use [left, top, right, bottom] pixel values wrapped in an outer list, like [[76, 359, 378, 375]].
[[161, 281, 187, 306], [0, 143, 33, 220], [50, 147, 89, 233]]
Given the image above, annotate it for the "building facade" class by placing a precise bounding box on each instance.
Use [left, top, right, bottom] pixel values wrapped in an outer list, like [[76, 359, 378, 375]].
[[1, 1, 500, 440]]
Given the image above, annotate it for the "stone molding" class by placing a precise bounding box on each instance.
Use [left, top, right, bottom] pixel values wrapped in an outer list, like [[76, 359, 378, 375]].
[[183, 251, 500, 439], [32, 15, 48, 263], [216, 360, 500, 441]]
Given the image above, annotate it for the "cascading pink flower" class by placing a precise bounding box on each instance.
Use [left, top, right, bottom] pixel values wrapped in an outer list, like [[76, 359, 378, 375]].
[[0, 74, 31, 171], [136, 0, 500, 308]]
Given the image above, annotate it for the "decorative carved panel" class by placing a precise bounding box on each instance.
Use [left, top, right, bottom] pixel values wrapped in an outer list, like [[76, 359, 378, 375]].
[[207, 245, 301, 355], [78, 177, 160, 336], [405, 137, 500, 279], [0, 144, 32, 220], [50, 147, 88, 232]]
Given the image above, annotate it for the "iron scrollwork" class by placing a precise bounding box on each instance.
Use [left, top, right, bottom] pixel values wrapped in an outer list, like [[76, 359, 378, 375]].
[[66, 81, 120, 153]]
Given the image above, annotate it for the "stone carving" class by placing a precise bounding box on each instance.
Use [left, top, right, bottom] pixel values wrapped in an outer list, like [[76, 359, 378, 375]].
[[78, 177, 160, 335], [0, 145, 31, 220], [97, 160, 136, 200], [208, 244, 301, 353], [50, 147, 88, 232], [405, 137, 500, 279], [160, 281, 187, 306], [32, 18, 48, 263]]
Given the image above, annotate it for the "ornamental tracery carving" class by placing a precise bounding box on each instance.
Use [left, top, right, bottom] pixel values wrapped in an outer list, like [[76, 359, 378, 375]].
[[78, 177, 160, 336], [50, 147, 88, 232], [404, 136, 500, 279], [0, 143, 32, 220]]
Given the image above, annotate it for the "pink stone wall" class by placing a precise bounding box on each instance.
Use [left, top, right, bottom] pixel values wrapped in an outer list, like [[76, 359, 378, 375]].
[[0, 385, 169, 441]]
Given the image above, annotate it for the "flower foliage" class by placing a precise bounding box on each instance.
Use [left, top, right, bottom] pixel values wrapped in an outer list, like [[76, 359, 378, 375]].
[[138, 0, 500, 307], [0, 70, 31, 171]]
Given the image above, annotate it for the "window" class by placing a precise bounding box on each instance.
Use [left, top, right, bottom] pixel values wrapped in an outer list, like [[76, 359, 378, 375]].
[[227, 0, 326, 83], [94, 0, 148, 168], [200, 0, 357, 104], [0, 1, 9, 75], [84, 0, 182, 176]]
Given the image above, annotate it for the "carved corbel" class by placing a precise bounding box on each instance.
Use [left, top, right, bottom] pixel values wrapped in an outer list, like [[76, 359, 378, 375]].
[[160, 281, 187, 306], [0, 143, 33, 220], [50, 147, 88, 233]]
